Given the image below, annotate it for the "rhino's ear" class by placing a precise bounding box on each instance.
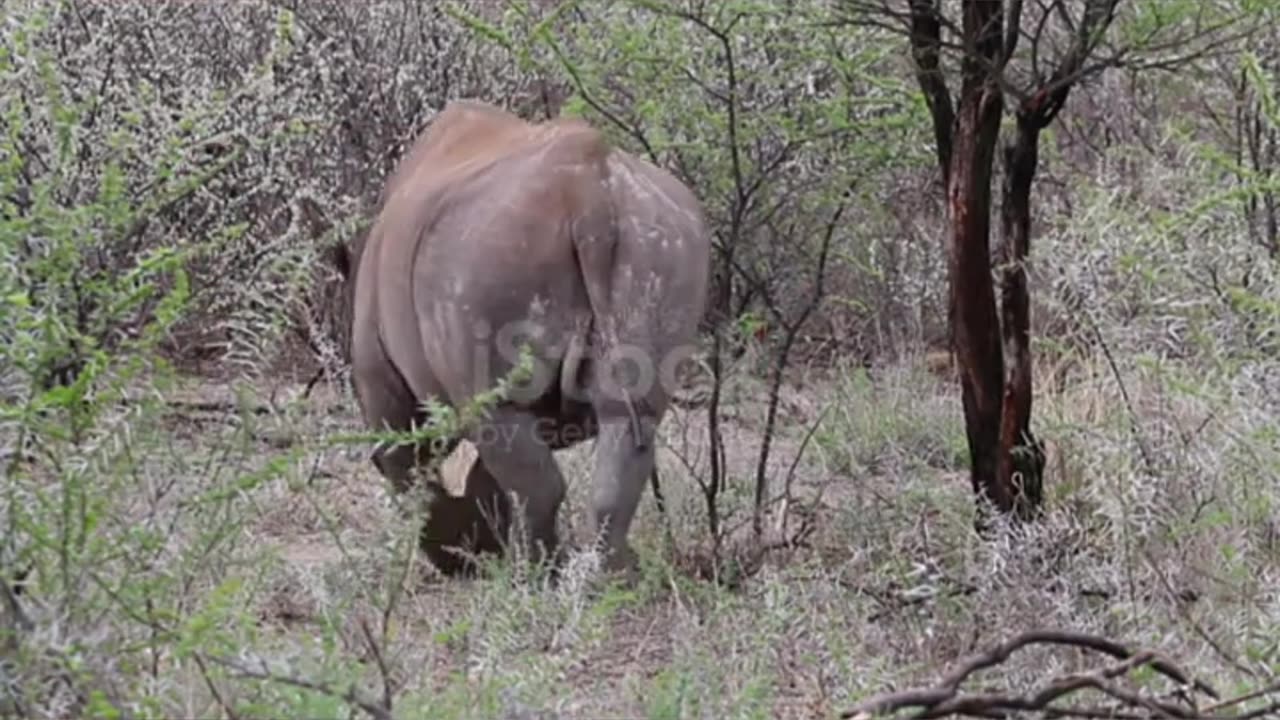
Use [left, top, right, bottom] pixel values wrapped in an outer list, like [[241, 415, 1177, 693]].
[[325, 242, 352, 279]]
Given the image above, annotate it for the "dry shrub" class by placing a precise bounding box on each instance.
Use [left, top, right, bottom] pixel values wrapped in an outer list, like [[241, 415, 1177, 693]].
[[2, 0, 552, 384]]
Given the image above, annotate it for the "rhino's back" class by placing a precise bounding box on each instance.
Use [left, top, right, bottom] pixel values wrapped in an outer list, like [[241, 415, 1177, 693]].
[[365, 106, 615, 408]]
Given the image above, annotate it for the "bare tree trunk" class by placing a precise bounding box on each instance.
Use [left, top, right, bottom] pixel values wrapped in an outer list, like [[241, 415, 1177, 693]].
[[997, 114, 1047, 520], [947, 92, 1007, 516], [862, 0, 1157, 525], [947, 0, 1012, 520]]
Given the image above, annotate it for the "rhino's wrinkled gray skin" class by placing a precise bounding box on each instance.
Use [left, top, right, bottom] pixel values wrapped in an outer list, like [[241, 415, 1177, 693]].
[[329, 100, 711, 575]]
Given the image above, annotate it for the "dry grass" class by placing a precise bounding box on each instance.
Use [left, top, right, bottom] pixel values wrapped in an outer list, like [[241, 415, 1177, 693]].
[[9, 344, 1264, 719]]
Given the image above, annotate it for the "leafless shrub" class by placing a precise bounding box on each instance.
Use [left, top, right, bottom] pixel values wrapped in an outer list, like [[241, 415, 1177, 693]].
[[2, 0, 551, 385]]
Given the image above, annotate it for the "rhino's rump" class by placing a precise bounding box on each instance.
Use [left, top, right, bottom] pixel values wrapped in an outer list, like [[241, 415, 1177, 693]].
[[379, 125, 609, 421], [591, 153, 712, 416]]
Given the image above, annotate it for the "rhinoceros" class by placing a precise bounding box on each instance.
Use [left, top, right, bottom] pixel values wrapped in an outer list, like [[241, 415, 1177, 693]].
[[327, 100, 711, 575]]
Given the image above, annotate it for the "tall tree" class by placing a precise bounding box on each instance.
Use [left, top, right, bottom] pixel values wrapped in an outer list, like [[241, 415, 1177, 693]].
[[842, 0, 1250, 525]]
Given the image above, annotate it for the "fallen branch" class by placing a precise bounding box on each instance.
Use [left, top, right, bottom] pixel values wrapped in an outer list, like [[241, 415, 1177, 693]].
[[165, 399, 275, 416], [300, 366, 328, 399], [1200, 680, 1280, 719], [841, 629, 1223, 719], [865, 576, 979, 624], [207, 654, 392, 720]]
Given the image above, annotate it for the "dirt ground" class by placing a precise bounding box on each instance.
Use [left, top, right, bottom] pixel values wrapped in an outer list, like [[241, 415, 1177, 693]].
[[139, 353, 1278, 719]]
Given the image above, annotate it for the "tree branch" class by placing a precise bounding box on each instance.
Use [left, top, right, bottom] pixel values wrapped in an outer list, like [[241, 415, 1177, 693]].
[[841, 630, 1226, 719], [909, 0, 956, 181], [1003, 0, 1025, 67], [208, 654, 393, 720]]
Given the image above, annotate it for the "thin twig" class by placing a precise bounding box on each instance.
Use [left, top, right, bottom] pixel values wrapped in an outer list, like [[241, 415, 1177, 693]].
[[1201, 680, 1280, 715], [1082, 310, 1157, 474], [359, 618, 396, 715], [208, 654, 392, 720], [1142, 549, 1259, 680], [192, 653, 243, 720]]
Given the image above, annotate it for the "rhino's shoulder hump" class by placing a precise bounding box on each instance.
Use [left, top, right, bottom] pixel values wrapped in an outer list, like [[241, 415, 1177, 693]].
[[373, 107, 617, 262], [426, 100, 531, 152], [535, 119, 613, 171], [426, 114, 613, 209], [378, 101, 533, 205]]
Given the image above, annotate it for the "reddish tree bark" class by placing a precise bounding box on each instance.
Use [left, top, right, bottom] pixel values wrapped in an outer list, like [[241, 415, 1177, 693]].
[[943, 0, 1019, 517], [991, 0, 1119, 519], [997, 113, 1047, 520], [948, 89, 1008, 514]]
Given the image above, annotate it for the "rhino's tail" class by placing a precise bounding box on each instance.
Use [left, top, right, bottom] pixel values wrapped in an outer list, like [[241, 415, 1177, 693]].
[[559, 330, 587, 408]]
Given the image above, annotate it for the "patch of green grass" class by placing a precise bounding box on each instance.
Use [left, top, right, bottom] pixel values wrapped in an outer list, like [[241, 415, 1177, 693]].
[[815, 360, 968, 479]]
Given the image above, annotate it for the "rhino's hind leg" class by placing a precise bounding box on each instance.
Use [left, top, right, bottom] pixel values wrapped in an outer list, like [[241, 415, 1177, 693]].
[[351, 350, 504, 575], [586, 413, 657, 574], [420, 456, 513, 576], [469, 407, 567, 568], [353, 336, 448, 496]]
